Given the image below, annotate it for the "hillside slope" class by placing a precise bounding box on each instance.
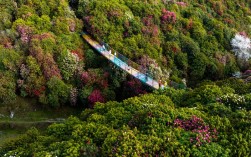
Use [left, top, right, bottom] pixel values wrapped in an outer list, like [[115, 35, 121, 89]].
[[1, 0, 251, 156], [1, 0, 251, 107], [77, 0, 251, 85]]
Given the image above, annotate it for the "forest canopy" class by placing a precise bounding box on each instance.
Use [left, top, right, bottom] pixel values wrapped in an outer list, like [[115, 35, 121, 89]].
[[1, 0, 251, 106], [1, 84, 250, 156], [0, 0, 251, 156]]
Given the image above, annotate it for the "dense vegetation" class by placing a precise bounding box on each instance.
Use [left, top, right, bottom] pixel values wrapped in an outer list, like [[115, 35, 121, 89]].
[[1, 83, 250, 156], [0, 0, 148, 108], [77, 0, 251, 85], [1, 0, 251, 156], [1, 0, 251, 106]]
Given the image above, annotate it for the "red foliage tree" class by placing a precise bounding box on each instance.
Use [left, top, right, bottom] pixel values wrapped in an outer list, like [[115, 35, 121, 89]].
[[29, 38, 61, 80], [88, 89, 105, 108], [81, 71, 89, 85], [81, 70, 109, 88], [122, 78, 147, 99], [42, 54, 61, 79]]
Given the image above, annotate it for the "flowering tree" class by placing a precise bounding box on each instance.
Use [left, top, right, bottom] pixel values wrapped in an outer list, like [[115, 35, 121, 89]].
[[174, 116, 217, 146], [58, 50, 79, 80], [43, 54, 62, 80], [88, 89, 105, 108], [220, 93, 246, 110], [138, 55, 169, 81], [231, 33, 251, 61], [161, 9, 176, 24], [29, 38, 62, 80], [18, 56, 46, 97], [141, 15, 160, 45]]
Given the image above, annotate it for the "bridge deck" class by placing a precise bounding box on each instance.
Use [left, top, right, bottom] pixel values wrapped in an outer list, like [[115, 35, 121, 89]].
[[82, 33, 161, 89]]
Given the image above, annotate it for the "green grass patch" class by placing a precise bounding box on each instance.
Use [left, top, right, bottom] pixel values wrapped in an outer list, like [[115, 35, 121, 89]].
[[0, 96, 83, 146]]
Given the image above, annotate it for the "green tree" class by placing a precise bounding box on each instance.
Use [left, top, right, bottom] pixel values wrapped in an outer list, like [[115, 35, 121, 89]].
[[46, 77, 71, 107], [0, 72, 17, 104]]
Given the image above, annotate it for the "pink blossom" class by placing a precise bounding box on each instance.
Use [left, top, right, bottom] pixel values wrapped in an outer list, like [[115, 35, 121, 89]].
[[176, 2, 187, 7], [161, 9, 176, 23], [173, 115, 217, 146], [239, 31, 248, 38]]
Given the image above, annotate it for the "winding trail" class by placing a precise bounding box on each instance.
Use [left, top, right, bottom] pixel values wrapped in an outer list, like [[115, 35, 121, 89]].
[[82, 32, 163, 89]]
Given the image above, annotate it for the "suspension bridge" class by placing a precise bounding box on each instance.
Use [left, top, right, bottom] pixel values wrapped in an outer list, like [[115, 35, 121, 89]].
[[82, 32, 166, 89]]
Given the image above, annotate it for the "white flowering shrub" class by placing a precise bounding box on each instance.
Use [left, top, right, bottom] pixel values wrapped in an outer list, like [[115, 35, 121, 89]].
[[220, 93, 246, 110], [231, 34, 251, 61], [59, 50, 79, 80]]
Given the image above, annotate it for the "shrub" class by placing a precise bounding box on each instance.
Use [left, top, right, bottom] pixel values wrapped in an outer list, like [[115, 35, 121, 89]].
[[174, 115, 217, 146], [46, 77, 71, 107], [58, 50, 79, 80], [220, 93, 246, 110], [231, 33, 251, 61]]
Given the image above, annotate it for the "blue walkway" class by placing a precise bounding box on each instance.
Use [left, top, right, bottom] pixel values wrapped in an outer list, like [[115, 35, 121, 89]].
[[82, 33, 163, 89]]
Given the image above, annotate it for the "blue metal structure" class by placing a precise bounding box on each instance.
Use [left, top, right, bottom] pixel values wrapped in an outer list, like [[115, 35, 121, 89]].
[[82, 32, 163, 89]]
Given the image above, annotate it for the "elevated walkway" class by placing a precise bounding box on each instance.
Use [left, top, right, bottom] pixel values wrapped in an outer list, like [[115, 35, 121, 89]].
[[82, 33, 163, 89]]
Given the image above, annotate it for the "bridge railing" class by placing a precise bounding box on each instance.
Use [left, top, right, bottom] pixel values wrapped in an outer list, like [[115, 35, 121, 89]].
[[169, 81, 186, 89], [83, 32, 186, 89], [92, 35, 156, 81], [107, 46, 156, 80]]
